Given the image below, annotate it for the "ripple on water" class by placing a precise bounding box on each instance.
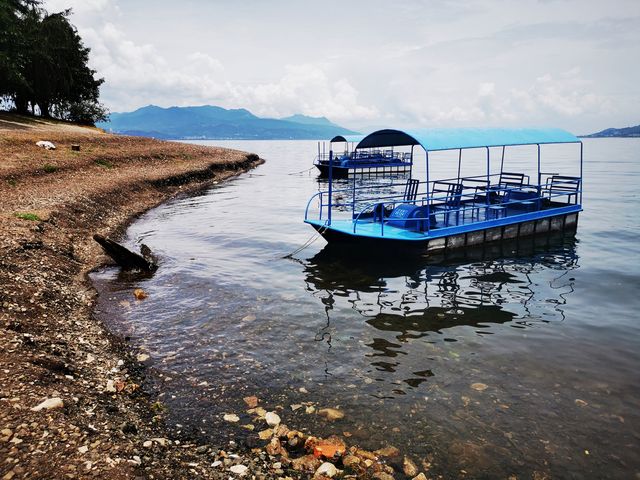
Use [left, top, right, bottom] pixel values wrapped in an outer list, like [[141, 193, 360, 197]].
[[91, 139, 640, 479]]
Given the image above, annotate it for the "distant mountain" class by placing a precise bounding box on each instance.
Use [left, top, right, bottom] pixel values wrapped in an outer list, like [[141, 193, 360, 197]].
[[582, 125, 640, 138], [97, 105, 359, 140]]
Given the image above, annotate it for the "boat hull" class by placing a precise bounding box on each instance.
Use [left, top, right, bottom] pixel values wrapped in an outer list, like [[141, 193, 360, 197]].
[[309, 211, 579, 255], [315, 163, 412, 178]]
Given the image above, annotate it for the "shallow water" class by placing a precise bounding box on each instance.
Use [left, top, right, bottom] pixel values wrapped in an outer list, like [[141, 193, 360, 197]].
[[92, 138, 640, 479]]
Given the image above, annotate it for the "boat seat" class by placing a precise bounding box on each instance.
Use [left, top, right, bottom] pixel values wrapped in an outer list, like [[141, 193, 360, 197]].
[[543, 175, 581, 204], [404, 178, 420, 202], [431, 181, 462, 209]]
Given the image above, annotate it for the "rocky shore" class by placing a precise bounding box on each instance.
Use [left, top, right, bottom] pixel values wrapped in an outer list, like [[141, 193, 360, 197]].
[[0, 114, 432, 480]]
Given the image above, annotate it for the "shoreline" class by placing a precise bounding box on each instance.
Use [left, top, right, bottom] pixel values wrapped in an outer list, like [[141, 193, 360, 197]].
[[0, 115, 422, 480], [0, 115, 267, 478]]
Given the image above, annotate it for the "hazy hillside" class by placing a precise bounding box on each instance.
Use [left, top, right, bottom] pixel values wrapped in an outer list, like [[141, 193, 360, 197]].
[[98, 105, 359, 140], [583, 125, 640, 138]]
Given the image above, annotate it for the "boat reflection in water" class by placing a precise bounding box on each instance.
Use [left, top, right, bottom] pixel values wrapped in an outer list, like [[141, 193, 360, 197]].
[[302, 230, 579, 394]]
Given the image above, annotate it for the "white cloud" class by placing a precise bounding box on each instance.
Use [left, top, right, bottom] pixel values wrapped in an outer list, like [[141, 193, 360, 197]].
[[42, 0, 640, 131]]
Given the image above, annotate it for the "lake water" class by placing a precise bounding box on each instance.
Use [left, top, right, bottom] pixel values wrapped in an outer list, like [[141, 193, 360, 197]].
[[91, 138, 640, 479]]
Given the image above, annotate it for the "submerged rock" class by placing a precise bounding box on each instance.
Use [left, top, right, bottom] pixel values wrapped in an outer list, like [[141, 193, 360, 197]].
[[403, 456, 419, 477], [265, 411, 281, 427], [318, 408, 344, 421], [223, 413, 240, 423]]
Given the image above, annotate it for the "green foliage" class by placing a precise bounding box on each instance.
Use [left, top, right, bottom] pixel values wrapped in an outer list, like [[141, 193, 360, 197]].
[[42, 163, 57, 173], [0, 1, 108, 125], [14, 212, 41, 221], [95, 158, 113, 169]]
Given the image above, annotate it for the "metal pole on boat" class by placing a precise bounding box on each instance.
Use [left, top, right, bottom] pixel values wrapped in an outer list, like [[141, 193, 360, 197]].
[[410, 145, 415, 180], [537, 144, 541, 191], [500, 145, 505, 174], [579, 141, 583, 204], [328, 149, 333, 226], [425, 149, 430, 234], [486, 147, 490, 207], [457, 148, 462, 182]]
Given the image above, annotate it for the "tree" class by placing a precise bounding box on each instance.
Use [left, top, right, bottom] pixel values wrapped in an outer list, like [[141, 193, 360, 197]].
[[0, 1, 108, 124], [0, 0, 40, 111]]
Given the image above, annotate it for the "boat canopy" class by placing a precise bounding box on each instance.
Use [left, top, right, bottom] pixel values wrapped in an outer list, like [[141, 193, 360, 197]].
[[356, 128, 580, 152], [330, 134, 365, 143]]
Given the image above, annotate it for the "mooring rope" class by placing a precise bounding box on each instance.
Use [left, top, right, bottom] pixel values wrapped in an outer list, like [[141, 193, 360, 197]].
[[286, 166, 315, 176], [281, 221, 329, 259]]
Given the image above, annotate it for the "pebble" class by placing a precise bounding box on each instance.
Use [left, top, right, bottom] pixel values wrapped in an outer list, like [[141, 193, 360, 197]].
[[136, 353, 150, 362], [575, 399, 588, 407], [229, 464, 248, 475], [143, 440, 153, 448], [223, 414, 240, 423], [243, 396, 259, 408], [372, 473, 395, 480], [318, 408, 344, 421], [403, 456, 419, 477], [78, 445, 88, 454], [413, 474, 428, 480], [31, 397, 64, 411], [342, 455, 360, 468], [470, 382, 488, 391], [105, 380, 116, 392], [265, 411, 281, 427], [315, 462, 338, 478], [258, 429, 273, 440]]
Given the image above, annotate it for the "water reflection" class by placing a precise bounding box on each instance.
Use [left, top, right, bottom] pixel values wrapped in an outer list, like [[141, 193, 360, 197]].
[[303, 232, 579, 393]]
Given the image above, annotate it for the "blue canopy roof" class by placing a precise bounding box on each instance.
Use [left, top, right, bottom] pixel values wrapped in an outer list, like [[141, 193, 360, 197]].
[[330, 134, 365, 143], [356, 128, 580, 152]]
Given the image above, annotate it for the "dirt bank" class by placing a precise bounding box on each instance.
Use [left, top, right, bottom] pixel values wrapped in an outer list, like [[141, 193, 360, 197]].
[[0, 114, 264, 479]]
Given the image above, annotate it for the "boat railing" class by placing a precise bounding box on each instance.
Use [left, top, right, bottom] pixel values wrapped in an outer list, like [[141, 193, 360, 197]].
[[305, 174, 580, 228], [350, 183, 581, 237], [314, 150, 413, 165]]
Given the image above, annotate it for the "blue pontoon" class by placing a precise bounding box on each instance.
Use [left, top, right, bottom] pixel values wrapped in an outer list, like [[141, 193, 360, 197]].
[[305, 128, 583, 253], [314, 134, 413, 178]]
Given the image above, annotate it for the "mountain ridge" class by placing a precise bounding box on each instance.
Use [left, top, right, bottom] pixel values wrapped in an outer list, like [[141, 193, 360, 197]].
[[98, 105, 359, 140], [582, 125, 640, 138]]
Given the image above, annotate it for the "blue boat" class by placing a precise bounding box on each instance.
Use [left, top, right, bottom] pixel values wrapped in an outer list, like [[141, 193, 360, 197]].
[[305, 128, 583, 253], [314, 134, 413, 178]]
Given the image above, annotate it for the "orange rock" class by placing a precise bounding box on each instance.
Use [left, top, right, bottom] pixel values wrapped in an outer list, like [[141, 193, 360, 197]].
[[133, 288, 147, 300], [243, 396, 259, 408]]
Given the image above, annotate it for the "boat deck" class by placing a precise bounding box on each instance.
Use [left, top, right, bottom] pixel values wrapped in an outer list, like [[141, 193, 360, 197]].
[[306, 202, 582, 242]]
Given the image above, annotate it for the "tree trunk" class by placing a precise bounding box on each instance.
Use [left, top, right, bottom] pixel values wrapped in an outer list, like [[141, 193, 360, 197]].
[[14, 96, 29, 115], [39, 100, 50, 118]]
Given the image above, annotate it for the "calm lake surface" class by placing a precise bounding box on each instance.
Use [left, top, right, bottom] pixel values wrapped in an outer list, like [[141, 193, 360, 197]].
[[92, 138, 640, 479]]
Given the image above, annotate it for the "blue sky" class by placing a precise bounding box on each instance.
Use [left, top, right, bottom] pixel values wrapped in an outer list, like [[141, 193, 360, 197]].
[[45, 0, 640, 133]]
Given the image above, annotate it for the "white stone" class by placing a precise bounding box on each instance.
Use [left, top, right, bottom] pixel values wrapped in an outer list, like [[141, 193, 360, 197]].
[[136, 353, 150, 362], [223, 413, 240, 423], [315, 462, 338, 478], [31, 397, 64, 411], [78, 445, 88, 454], [265, 411, 281, 427], [36, 140, 56, 150], [229, 464, 248, 475]]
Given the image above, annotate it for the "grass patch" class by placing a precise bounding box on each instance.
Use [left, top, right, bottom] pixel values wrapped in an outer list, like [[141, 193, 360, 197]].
[[6, 178, 17, 187], [14, 212, 41, 221], [95, 158, 113, 169], [42, 163, 57, 173]]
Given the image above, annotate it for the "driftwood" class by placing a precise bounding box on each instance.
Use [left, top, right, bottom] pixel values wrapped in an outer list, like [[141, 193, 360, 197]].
[[93, 234, 157, 272]]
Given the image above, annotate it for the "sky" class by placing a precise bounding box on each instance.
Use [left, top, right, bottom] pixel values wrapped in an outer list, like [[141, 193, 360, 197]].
[[44, 0, 640, 134]]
